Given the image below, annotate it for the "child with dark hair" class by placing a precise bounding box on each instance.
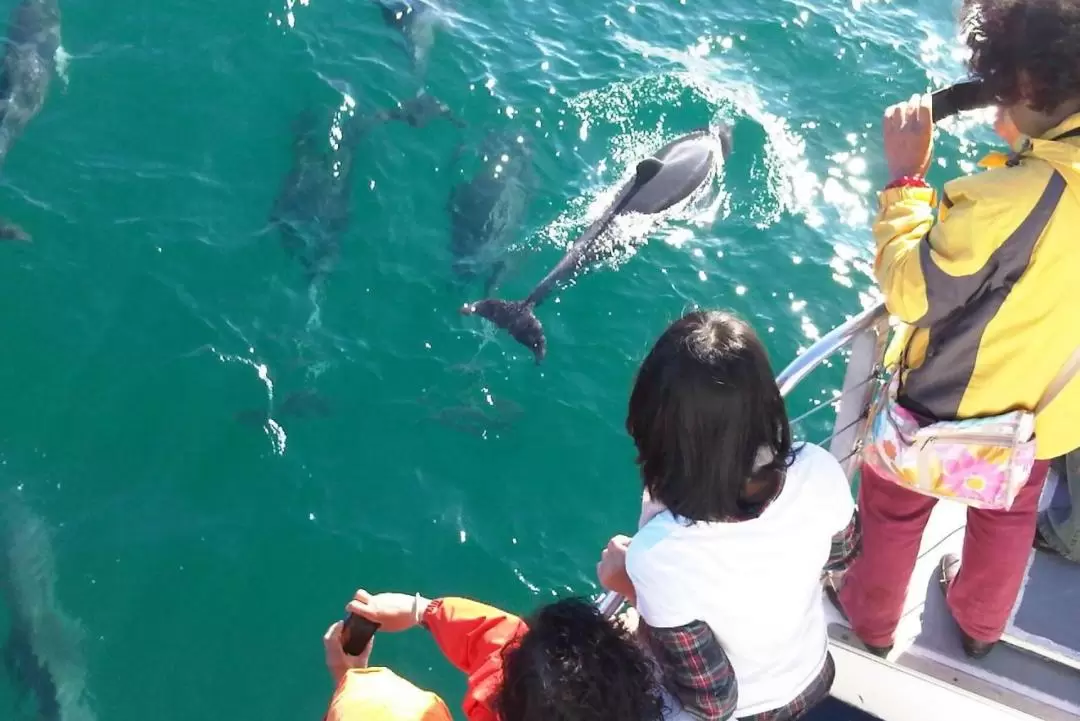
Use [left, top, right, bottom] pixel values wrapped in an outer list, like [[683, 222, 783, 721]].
[[333, 589, 666, 721], [597, 310, 860, 721]]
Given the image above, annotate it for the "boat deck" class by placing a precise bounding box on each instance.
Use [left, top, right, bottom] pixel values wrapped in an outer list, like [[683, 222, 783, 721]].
[[827, 467, 1080, 720]]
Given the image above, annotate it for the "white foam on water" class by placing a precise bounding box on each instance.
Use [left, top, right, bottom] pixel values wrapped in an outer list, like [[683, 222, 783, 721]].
[[205, 346, 288, 456], [54, 46, 70, 86], [305, 282, 323, 333], [513, 567, 541, 594], [266, 418, 287, 455], [272, 0, 310, 29]]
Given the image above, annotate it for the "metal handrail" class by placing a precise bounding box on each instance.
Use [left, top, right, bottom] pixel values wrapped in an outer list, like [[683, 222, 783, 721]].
[[596, 302, 891, 618], [776, 303, 889, 396]]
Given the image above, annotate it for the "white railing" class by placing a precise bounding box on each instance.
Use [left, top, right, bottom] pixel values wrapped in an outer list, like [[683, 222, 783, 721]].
[[597, 302, 892, 618]]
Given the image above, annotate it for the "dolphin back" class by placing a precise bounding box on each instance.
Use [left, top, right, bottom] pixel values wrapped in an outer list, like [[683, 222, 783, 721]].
[[0, 0, 62, 170], [272, 93, 460, 284], [6, 0, 61, 49], [618, 128, 724, 215]]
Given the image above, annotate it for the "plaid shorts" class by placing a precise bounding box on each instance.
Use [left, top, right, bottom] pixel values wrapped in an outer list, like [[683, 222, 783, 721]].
[[738, 652, 836, 721]]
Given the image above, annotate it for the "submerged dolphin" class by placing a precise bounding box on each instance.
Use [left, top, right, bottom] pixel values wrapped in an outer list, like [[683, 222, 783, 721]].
[[1, 494, 95, 721], [448, 131, 534, 295], [234, 388, 333, 427], [0, 0, 60, 167], [373, 0, 442, 75], [0, 0, 62, 243], [270, 94, 457, 284], [461, 126, 732, 362], [0, 222, 30, 242]]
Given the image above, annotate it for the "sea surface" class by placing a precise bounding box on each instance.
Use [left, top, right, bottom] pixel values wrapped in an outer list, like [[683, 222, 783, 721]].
[[0, 0, 1002, 719]]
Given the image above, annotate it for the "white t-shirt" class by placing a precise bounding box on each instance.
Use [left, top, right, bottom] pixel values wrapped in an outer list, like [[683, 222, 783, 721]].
[[626, 443, 854, 718]]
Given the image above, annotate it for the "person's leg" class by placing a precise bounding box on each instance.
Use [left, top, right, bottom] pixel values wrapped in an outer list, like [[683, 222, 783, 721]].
[[948, 460, 1051, 643], [1037, 451, 1080, 562], [838, 463, 937, 648]]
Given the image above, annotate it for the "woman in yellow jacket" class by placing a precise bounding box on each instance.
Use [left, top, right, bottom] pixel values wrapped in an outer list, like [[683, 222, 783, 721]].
[[833, 0, 1080, 661]]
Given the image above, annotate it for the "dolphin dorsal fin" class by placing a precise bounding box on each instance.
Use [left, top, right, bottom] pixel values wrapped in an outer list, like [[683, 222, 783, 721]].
[[634, 157, 664, 185]]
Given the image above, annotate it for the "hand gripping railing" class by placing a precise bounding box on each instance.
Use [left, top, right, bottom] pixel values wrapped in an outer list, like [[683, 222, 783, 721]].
[[596, 302, 892, 618]]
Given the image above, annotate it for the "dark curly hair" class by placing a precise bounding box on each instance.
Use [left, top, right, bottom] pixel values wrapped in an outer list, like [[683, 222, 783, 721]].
[[961, 0, 1080, 112], [495, 598, 665, 721], [626, 310, 794, 523]]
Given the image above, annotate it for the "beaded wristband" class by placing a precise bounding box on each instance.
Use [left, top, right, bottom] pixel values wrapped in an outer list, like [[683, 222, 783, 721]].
[[885, 175, 929, 190]]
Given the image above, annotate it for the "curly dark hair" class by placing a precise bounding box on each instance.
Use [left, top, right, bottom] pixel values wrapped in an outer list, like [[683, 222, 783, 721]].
[[495, 598, 665, 721], [961, 0, 1080, 112], [626, 310, 794, 523]]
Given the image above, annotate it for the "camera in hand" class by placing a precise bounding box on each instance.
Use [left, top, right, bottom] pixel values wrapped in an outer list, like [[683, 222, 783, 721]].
[[931, 80, 995, 123], [341, 613, 381, 656]]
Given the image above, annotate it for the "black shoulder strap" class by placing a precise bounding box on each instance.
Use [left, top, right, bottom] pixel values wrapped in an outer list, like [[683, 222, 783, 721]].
[[1052, 127, 1080, 141]]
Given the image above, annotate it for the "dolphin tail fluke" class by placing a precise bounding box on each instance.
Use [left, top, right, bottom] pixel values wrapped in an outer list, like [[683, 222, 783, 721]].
[[461, 299, 547, 363]]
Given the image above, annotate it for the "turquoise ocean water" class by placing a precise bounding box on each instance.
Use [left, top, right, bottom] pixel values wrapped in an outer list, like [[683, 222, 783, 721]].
[[0, 0, 1003, 719]]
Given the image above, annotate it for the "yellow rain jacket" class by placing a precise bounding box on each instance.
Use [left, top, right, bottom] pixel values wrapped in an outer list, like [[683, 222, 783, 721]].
[[874, 113, 1080, 460]]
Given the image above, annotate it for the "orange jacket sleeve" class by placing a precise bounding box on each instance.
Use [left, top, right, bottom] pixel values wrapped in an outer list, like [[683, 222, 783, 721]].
[[324, 667, 452, 721], [422, 597, 529, 721]]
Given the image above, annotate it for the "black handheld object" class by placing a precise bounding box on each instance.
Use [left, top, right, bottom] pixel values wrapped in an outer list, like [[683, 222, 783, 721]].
[[931, 80, 995, 123], [341, 613, 380, 656]]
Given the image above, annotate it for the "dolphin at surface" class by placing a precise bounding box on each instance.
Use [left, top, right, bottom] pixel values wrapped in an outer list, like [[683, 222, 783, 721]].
[[448, 131, 534, 295], [461, 126, 732, 362], [1, 493, 95, 721], [270, 94, 457, 285]]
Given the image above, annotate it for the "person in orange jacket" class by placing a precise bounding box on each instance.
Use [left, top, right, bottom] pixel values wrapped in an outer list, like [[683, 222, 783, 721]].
[[332, 589, 666, 721], [322, 615, 452, 721]]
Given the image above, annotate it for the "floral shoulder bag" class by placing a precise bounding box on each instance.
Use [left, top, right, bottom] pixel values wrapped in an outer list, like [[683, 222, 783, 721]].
[[863, 346, 1080, 511]]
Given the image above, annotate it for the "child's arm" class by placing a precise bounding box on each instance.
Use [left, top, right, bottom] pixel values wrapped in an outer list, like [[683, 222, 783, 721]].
[[625, 540, 737, 720], [811, 443, 859, 573], [824, 512, 861, 573], [642, 621, 739, 721]]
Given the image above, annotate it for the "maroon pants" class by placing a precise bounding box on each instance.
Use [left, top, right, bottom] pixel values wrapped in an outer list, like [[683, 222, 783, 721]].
[[839, 459, 1050, 645]]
